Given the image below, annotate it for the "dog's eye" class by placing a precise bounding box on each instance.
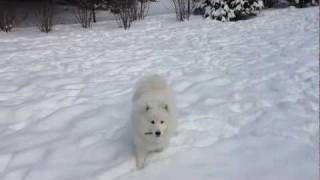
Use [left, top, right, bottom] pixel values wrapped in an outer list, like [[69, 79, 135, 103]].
[[151, 121, 155, 124], [160, 121, 164, 124], [164, 104, 169, 112], [146, 105, 150, 111]]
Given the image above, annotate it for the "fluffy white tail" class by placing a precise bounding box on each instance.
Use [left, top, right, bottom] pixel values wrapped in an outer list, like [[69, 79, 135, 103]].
[[132, 75, 169, 101]]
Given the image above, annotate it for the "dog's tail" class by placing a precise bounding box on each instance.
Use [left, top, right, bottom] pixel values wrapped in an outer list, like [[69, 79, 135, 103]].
[[133, 75, 170, 101]]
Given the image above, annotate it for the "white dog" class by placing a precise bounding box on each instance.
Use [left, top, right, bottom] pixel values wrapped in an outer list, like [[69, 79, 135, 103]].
[[131, 75, 177, 169]]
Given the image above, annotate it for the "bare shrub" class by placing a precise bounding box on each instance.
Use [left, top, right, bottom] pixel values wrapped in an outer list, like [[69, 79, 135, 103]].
[[136, 0, 156, 20], [0, 2, 16, 32], [109, 0, 136, 30], [74, 0, 94, 28], [36, 0, 55, 33], [171, 0, 192, 21]]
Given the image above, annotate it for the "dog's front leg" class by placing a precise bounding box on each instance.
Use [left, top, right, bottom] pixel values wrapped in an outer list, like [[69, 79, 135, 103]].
[[135, 148, 146, 169]]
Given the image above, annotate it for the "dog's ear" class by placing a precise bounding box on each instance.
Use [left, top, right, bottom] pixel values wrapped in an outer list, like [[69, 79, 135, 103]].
[[145, 104, 150, 112], [163, 104, 169, 112]]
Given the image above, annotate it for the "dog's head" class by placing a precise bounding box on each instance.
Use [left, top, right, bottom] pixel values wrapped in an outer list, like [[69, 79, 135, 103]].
[[140, 101, 171, 139]]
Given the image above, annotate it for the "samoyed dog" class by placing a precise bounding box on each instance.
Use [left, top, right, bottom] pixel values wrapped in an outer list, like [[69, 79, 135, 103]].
[[131, 75, 177, 169]]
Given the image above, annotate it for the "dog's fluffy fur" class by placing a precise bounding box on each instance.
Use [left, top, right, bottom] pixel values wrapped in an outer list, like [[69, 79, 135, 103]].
[[131, 75, 176, 169]]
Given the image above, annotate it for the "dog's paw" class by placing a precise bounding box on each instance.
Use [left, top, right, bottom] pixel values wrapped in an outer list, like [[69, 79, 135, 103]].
[[135, 151, 146, 170], [136, 158, 145, 170]]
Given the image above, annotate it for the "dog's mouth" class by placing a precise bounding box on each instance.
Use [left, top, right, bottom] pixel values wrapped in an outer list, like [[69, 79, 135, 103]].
[[144, 132, 162, 138]]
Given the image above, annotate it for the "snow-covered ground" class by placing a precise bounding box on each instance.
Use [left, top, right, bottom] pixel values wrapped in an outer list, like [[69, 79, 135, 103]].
[[0, 7, 319, 180]]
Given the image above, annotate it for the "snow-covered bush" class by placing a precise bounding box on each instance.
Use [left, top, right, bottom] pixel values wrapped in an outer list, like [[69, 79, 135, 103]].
[[194, 0, 263, 21]]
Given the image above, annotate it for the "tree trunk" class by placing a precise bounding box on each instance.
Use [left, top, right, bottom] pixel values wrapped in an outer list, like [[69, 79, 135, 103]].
[[92, 8, 96, 23]]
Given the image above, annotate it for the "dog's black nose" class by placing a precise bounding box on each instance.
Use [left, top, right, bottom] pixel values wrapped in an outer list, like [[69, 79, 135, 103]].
[[155, 131, 161, 137]]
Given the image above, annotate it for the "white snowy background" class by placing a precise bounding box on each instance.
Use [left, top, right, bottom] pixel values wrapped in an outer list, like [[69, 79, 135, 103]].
[[0, 4, 319, 180]]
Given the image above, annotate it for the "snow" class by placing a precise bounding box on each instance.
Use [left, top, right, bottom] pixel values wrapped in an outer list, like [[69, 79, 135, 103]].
[[0, 6, 319, 180]]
